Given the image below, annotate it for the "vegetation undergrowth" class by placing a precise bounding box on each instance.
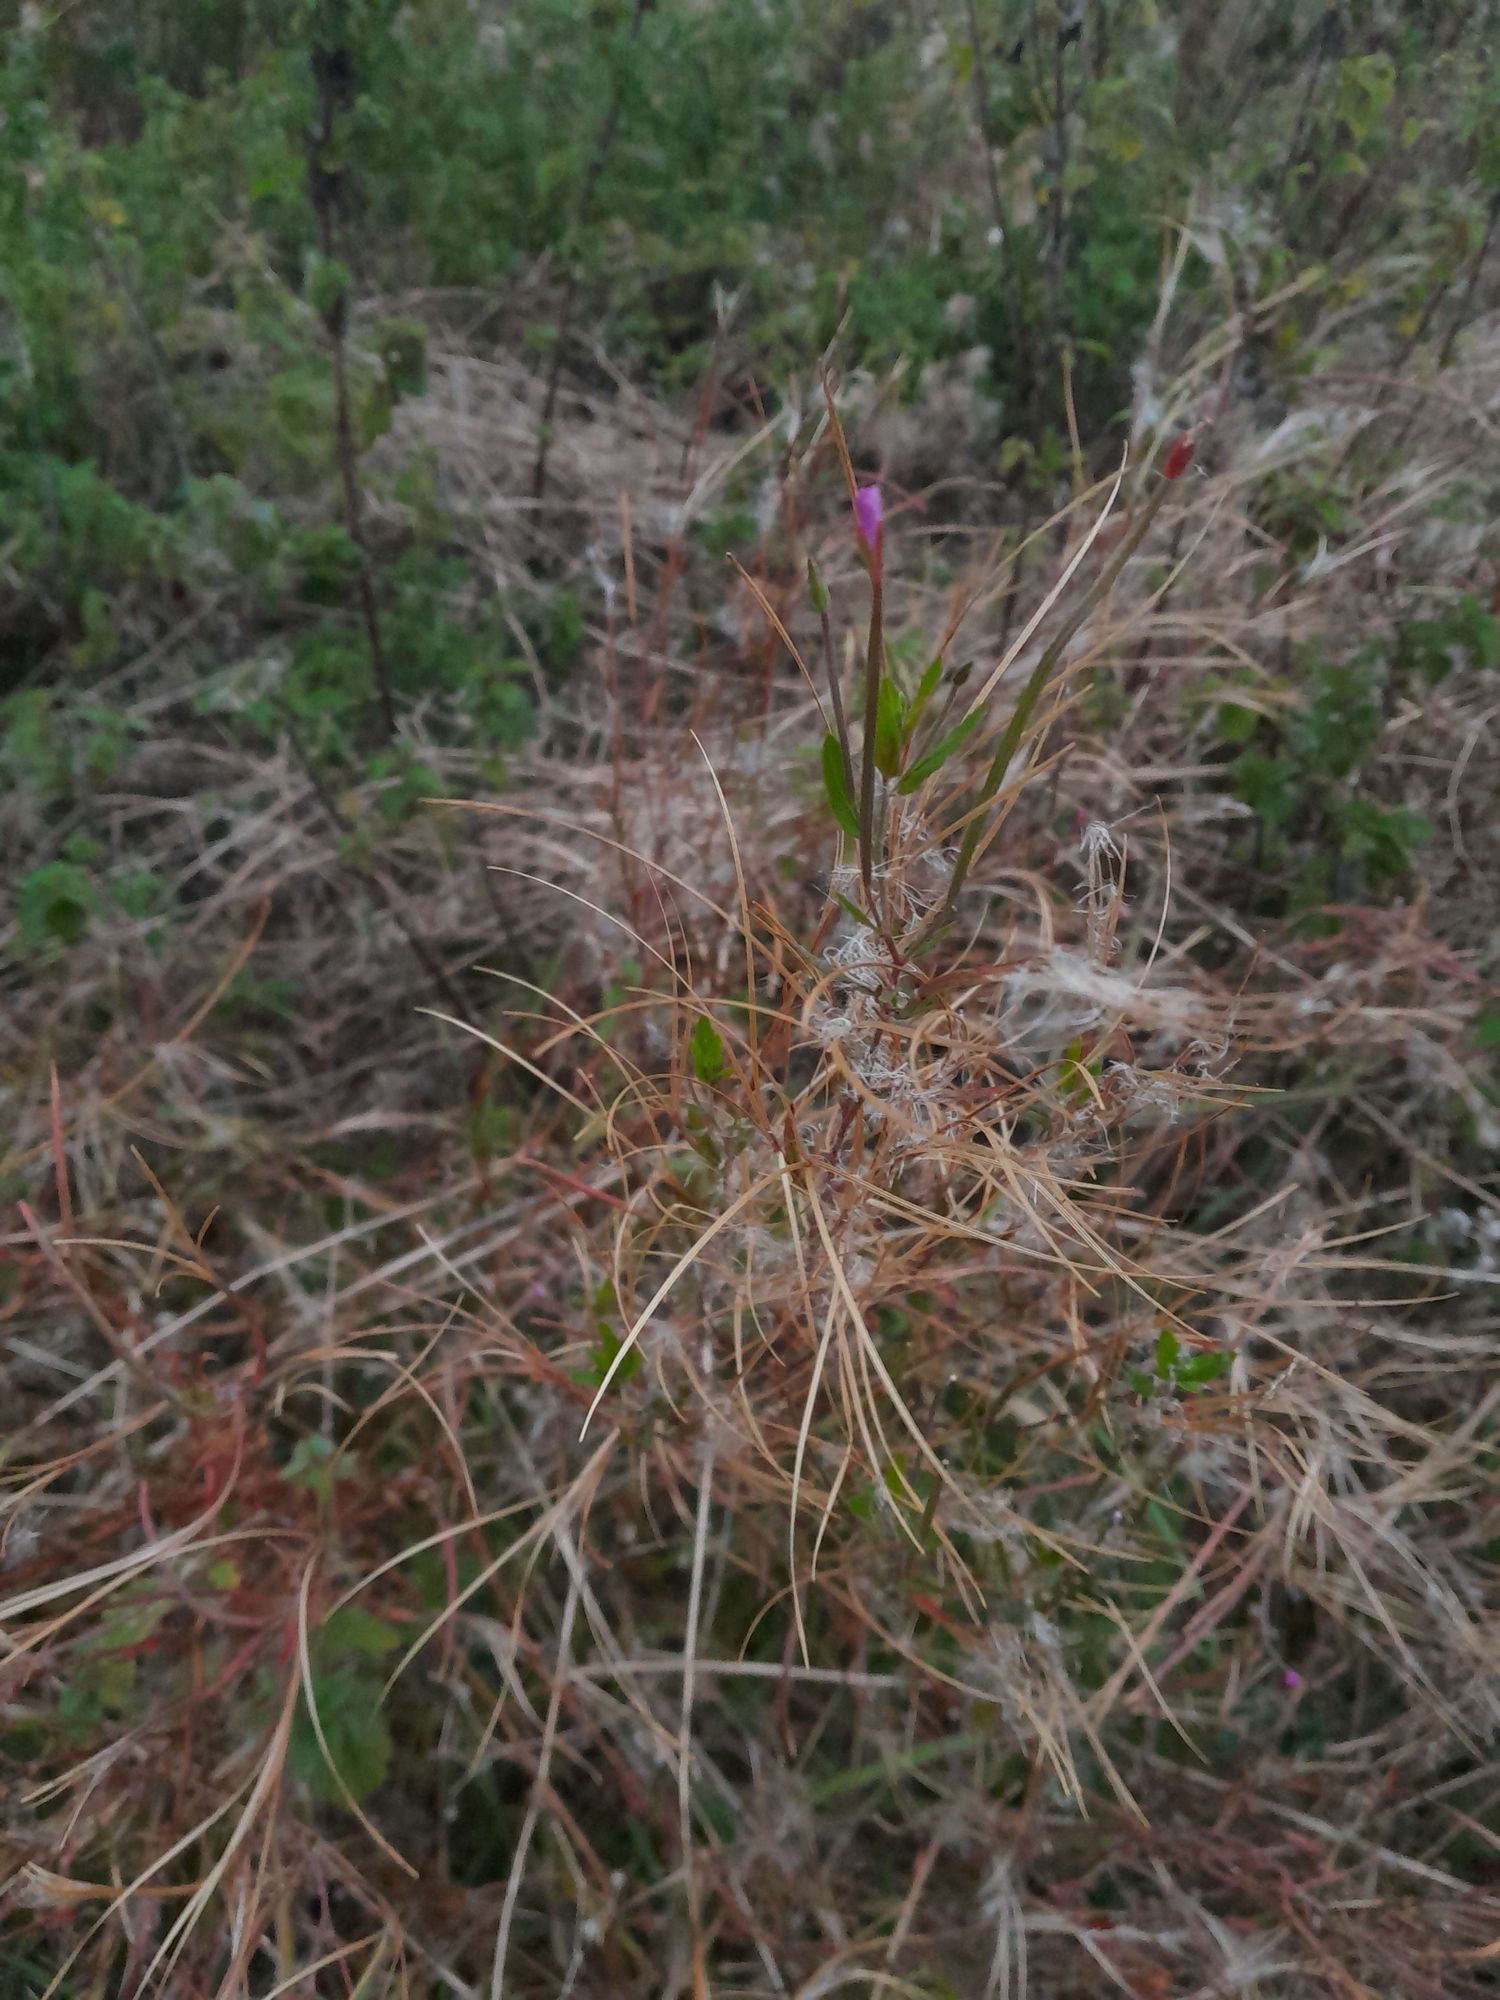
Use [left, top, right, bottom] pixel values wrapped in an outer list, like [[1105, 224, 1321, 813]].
[[4, 4, 1500, 1997]]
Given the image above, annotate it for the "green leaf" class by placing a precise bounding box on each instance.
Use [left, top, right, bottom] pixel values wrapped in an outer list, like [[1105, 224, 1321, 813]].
[[1154, 1328, 1180, 1379], [17, 862, 96, 950], [1231, 749, 1298, 829], [1175, 1350, 1231, 1389], [1216, 701, 1259, 746], [896, 710, 981, 792], [874, 676, 905, 778], [376, 318, 427, 400], [280, 1434, 344, 1501], [304, 251, 353, 330], [830, 889, 875, 929], [1058, 1056, 1096, 1105], [691, 1781, 738, 1846], [906, 655, 944, 729], [290, 1667, 392, 1803], [1456, 593, 1499, 670], [320, 1607, 400, 1661], [1337, 799, 1430, 881], [577, 1323, 640, 1388], [690, 1014, 729, 1085], [821, 732, 858, 839], [112, 868, 168, 921], [87, 1595, 168, 1654]]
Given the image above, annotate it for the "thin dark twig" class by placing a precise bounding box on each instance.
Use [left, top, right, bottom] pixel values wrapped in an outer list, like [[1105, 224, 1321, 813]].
[[1045, 1, 1074, 369], [962, 0, 1033, 409], [308, 24, 397, 743], [532, 0, 653, 503], [1277, 7, 1335, 206]]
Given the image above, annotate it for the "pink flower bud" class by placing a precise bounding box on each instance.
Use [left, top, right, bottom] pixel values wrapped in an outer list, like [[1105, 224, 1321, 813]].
[[854, 484, 883, 552], [1162, 434, 1195, 481]]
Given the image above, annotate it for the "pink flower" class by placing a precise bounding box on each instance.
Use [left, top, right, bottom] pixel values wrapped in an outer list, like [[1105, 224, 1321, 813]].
[[1283, 1668, 1301, 1689], [854, 484, 883, 553]]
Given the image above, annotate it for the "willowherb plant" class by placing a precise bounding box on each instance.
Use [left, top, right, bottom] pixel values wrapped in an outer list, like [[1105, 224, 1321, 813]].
[[550, 408, 1274, 1808]]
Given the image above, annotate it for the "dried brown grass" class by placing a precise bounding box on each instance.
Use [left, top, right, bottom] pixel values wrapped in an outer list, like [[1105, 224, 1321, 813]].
[[4, 301, 1500, 1997]]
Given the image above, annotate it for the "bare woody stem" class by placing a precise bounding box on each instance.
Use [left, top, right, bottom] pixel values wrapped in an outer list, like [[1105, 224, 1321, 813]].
[[532, 0, 653, 503], [914, 458, 1177, 946], [309, 24, 397, 743]]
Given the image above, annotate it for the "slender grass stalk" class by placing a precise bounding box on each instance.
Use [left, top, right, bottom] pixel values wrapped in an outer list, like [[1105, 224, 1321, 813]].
[[914, 443, 1187, 945]]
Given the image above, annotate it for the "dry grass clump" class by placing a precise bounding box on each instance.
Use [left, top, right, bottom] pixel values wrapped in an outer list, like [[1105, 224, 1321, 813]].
[[4, 326, 1500, 2000]]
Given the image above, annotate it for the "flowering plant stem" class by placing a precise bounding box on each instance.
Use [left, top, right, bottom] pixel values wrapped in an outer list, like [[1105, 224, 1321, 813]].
[[857, 543, 885, 899]]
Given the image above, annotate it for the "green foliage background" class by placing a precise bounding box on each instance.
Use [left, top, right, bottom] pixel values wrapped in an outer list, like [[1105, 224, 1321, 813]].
[[5, 2, 1496, 769]]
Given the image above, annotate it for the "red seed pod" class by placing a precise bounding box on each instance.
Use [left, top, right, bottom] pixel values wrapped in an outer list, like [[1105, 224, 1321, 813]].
[[1162, 432, 1195, 481]]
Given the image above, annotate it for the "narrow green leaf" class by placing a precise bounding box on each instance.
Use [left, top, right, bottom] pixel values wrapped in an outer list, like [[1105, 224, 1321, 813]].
[[1175, 1350, 1231, 1389], [821, 731, 859, 838], [906, 655, 944, 729], [1155, 1327, 1180, 1378], [874, 676, 905, 778], [290, 1667, 391, 1803], [896, 710, 981, 792], [830, 889, 876, 929], [808, 1727, 987, 1804], [320, 1607, 400, 1660], [595, 1324, 641, 1384], [570, 1323, 641, 1389], [690, 1014, 728, 1085]]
